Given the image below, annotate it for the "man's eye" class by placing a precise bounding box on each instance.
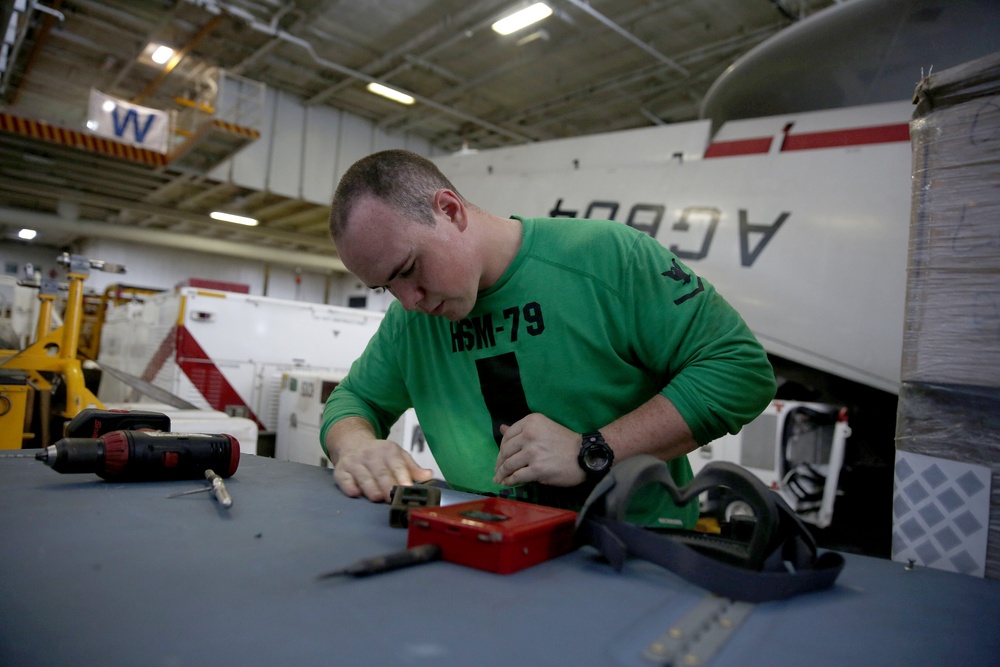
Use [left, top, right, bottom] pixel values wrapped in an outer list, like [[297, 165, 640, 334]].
[[400, 263, 415, 278], [373, 286, 387, 295]]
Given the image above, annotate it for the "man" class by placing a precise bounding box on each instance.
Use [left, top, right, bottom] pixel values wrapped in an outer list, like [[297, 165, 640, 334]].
[[321, 149, 775, 528]]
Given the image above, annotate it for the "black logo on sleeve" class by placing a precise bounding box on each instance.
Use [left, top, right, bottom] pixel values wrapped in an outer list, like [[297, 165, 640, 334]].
[[661, 258, 704, 305]]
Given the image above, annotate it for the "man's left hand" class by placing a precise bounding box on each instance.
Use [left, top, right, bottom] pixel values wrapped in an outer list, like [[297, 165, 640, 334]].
[[493, 413, 586, 487]]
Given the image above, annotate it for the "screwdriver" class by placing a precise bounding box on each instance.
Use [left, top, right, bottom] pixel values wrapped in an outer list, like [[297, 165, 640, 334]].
[[167, 469, 234, 508], [317, 544, 442, 579]]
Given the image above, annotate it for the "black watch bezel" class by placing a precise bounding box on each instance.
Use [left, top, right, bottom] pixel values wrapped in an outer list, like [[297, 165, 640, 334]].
[[578, 431, 614, 479]]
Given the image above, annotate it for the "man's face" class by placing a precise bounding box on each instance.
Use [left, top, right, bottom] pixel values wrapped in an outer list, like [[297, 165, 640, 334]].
[[336, 193, 480, 321]]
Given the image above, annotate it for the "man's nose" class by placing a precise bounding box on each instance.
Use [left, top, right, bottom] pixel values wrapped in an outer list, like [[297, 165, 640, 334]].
[[396, 283, 424, 311]]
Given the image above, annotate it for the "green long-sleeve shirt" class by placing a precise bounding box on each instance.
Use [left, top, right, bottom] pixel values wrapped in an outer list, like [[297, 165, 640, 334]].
[[322, 216, 776, 527]]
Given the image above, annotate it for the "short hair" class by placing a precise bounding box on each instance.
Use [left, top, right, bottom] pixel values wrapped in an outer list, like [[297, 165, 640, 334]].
[[328, 149, 462, 241]]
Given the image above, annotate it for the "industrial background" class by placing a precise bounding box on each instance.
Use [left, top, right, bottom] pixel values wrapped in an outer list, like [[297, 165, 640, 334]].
[[3, 0, 992, 282], [1, 0, 999, 570], [3, 6, 1000, 657]]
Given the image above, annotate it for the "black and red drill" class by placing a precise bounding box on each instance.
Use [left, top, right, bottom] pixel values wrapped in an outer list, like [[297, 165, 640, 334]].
[[35, 408, 240, 482]]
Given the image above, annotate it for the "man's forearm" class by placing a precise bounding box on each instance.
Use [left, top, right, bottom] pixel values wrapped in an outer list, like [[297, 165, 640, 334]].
[[601, 394, 699, 463], [324, 415, 377, 464]]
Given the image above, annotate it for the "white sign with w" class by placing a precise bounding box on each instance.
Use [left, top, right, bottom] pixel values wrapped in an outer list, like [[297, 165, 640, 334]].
[[87, 89, 170, 153]]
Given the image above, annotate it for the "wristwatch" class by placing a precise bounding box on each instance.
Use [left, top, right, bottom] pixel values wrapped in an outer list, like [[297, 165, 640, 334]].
[[578, 431, 614, 480]]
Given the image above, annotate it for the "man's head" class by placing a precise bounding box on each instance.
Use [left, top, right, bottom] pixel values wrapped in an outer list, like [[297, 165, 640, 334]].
[[329, 149, 461, 242], [330, 150, 484, 320]]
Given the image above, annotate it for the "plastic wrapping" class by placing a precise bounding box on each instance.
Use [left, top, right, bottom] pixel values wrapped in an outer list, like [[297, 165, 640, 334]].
[[904, 53, 1000, 387], [897, 51, 1000, 578]]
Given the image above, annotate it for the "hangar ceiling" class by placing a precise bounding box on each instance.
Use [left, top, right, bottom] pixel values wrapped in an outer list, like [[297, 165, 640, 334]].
[[0, 0, 846, 269], [8, 0, 996, 275]]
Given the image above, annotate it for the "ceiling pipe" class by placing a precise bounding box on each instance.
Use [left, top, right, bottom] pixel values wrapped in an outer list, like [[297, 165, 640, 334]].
[[303, 0, 507, 107], [269, 32, 534, 144], [0, 206, 348, 273], [392, 1, 701, 145], [562, 0, 689, 77], [185, 0, 533, 144]]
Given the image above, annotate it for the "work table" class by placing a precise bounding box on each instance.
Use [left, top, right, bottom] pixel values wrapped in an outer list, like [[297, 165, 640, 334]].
[[2, 453, 997, 666]]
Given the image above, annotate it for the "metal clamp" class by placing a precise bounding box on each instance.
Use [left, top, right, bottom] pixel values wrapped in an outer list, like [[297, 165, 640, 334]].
[[389, 484, 441, 528]]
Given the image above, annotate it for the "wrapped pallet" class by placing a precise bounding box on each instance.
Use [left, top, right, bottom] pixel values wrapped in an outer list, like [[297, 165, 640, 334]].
[[893, 52, 1000, 578]]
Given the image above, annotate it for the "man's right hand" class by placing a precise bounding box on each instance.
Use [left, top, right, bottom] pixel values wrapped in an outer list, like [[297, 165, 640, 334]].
[[333, 438, 433, 502], [327, 418, 433, 502]]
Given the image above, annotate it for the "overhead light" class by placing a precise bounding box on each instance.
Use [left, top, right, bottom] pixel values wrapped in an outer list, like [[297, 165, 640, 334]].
[[492, 3, 553, 36], [139, 42, 175, 68], [366, 82, 415, 105], [210, 211, 259, 226], [150, 44, 175, 65], [18, 229, 38, 240]]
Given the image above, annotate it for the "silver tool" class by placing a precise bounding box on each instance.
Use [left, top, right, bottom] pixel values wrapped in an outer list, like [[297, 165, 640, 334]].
[[167, 469, 233, 508]]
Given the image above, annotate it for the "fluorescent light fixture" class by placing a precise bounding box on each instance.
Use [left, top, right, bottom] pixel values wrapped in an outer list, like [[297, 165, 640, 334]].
[[18, 229, 37, 240], [492, 3, 553, 36], [210, 211, 259, 226], [366, 82, 415, 105], [151, 45, 175, 65]]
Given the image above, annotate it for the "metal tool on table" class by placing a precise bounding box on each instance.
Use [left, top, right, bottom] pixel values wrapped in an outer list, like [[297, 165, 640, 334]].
[[388, 483, 442, 527], [317, 544, 443, 579], [167, 469, 234, 508]]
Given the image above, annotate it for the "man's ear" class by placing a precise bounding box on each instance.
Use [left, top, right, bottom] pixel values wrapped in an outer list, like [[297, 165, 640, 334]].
[[434, 189, 467, 230]]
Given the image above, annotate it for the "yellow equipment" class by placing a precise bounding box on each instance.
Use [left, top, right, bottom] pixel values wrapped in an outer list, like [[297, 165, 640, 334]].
[[0, 253, 126, 447], [78, 284, 162, 361], [0, 370, 29, 449]]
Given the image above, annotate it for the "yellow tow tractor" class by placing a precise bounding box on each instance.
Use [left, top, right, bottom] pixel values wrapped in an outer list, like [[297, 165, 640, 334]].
[[0, 253, 126, 449]]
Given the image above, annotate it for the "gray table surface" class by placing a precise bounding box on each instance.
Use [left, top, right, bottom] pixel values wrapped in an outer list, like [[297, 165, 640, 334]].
[[2, 453, 999, 666]]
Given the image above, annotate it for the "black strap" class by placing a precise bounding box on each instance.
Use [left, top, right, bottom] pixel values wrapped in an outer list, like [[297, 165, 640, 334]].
[[575, 456, 844, 603]]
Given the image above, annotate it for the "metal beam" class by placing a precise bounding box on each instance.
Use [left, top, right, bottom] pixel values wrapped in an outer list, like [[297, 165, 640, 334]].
[[0, 206, 347, 273], [0, 180, 330, 248], [563, 0, 690, 77]]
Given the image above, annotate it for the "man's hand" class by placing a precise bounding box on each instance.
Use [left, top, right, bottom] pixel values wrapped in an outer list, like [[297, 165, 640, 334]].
[[493, 413, 586, 487], [332, 437, 433, 502]]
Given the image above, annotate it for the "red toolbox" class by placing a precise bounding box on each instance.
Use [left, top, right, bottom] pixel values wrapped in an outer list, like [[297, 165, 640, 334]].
[[407, 497, 578, 574]]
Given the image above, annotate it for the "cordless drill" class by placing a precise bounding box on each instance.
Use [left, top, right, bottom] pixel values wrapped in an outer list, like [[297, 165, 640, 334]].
[[35, 409, 240, 482]]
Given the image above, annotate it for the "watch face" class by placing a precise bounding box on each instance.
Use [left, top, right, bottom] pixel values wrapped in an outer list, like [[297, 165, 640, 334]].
[[582, 443, 611, 472], [579, 432, 613, 477]]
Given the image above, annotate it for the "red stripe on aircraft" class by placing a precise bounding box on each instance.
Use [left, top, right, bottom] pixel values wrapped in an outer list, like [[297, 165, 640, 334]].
[[704, 122, 910, 158], [704, 137, 773, 158], [781, 123, 910, 151]]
